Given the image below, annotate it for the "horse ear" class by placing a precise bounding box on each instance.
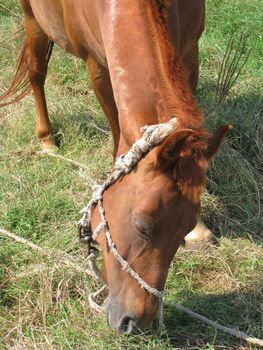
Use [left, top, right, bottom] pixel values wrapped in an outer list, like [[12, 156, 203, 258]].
[[206, 124, 232, 159], [157, 128, 194, 167]]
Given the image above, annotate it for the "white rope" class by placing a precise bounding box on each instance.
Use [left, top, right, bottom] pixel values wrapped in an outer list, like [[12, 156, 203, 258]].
[[88, 285, 107, 314], [79, 118, 178, 327], [86, 249, 104, 283], [36, 150, 97, 186], [97, 200, 163, 298], [165, 302, 263, 347]]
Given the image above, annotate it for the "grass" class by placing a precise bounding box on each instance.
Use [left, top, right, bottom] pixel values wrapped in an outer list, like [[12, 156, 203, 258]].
[[0, 0, 262, 349]]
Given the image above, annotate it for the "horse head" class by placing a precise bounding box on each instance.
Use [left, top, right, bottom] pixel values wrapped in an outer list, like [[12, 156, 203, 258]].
[[91, 123, 231, 333]]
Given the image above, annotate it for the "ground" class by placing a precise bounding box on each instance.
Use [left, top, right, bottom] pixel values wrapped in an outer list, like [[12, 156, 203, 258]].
[[0, 0, 262, 349]]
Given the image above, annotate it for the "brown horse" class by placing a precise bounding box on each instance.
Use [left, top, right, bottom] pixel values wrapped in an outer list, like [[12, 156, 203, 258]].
[[1, 0, 230, 333]]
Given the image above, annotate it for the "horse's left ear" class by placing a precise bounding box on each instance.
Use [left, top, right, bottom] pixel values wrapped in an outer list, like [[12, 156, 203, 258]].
[[206, 124, 232, 159], [156, 128, 195, 168]]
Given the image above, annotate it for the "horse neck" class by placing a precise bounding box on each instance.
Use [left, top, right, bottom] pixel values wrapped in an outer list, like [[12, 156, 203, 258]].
[[98, 0, 202, 154]]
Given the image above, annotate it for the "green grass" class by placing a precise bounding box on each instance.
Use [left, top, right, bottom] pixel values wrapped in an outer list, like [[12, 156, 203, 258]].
[[0, 0, 263, 349]]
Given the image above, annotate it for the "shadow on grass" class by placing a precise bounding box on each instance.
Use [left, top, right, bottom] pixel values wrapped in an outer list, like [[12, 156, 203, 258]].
[[195, 79, 263, 243], [51, 112, 111, 148], [162, 284, 263, 349]]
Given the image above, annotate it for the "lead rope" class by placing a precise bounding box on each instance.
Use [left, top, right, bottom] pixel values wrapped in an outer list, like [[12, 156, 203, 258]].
[[79, 118, 177, 329]]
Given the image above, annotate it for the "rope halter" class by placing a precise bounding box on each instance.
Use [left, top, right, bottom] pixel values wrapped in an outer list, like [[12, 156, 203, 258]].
[[78, 117, 178, 328]]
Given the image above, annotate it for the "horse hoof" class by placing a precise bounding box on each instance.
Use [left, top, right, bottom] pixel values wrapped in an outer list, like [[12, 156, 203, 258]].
[[184, 238, 213, 251], [184, 223, 214, 251], [40, 136, 58, 153]]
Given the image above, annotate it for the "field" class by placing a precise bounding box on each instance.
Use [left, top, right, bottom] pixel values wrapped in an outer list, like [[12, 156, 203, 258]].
[[0, 0, 262, 349]]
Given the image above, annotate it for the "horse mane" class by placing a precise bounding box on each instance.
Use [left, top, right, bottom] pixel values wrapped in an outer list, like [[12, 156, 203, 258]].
[[148, 1, 208, 202], [148, 0, 203, 128]]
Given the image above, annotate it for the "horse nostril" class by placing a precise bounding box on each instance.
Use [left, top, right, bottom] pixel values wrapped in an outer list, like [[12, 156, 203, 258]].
[[118, 315, 138, 334]]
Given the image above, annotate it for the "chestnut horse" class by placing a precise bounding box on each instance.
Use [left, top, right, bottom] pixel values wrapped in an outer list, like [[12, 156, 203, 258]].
[[1, 0, 230, 333]]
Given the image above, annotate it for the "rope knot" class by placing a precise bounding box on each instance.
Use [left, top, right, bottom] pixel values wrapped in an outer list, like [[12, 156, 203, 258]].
[[134, 138, 151, 153], [141, 117, 177, 145], [114, 149, 141, 173], [92, 185, 104, 201], [114, 118, 177, 174]]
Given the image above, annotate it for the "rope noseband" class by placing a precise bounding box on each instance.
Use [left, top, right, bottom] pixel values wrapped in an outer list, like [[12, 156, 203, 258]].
[[78, 117, 177, 328]]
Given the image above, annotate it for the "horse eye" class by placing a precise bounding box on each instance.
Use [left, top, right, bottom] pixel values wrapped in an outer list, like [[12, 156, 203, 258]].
[[133, 215, 154, 238]]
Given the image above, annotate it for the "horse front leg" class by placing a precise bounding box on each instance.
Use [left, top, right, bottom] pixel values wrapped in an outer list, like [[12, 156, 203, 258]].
[[182, 42, 200, 94], [87, 56, 120, 159]]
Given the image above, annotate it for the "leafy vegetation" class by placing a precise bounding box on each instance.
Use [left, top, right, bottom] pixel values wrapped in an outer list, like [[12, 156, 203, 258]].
[[0, 0, 262, 349]]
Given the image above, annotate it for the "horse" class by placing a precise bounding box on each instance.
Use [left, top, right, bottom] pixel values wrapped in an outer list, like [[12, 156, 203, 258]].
[[1, 0, 230, 333]]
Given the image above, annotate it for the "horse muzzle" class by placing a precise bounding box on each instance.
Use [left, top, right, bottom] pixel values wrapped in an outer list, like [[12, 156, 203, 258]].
[[105, 301, 138, 334], [104, 294, 158, 334]]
